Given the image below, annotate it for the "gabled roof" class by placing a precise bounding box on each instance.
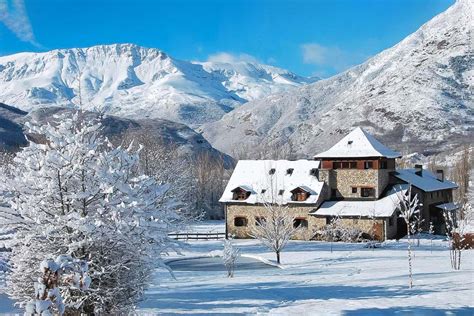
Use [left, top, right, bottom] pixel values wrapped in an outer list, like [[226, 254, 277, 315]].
[[394, 169, 458, 192], [231, 185, 254, 193], [220, 160, 324, 205], [314, 127, 402, 159], [290, 186, 316, 194], [311, 185, 408, 218]]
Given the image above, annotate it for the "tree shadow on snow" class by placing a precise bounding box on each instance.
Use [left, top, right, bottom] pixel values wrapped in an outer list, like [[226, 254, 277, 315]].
[[342, 306, 474, 316], [139, 282, 437, 313]]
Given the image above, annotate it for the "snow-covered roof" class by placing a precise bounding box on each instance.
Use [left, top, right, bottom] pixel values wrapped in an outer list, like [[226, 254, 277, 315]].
[[313, 127, 402, 159], [311, 185, 408, 218], [435, 202, 459, 212], [394, 169, 458, 192], [220, 160, 324, 205]]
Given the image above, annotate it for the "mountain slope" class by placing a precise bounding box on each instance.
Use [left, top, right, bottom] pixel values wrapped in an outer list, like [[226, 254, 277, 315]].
[[0, 44, 315, 127], [0, 104, 232, 167], [202, 0, 473, 158], [0, 103, 28, 149]]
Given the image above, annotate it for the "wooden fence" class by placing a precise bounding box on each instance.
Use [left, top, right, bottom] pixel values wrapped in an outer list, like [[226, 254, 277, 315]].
[[168, 232, 226, 241]]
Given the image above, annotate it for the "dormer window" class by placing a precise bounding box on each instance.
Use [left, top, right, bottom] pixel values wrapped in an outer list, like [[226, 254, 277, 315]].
[[310, 168, 319, 177], [261, 189, 267, 194], [269, 168, 276, 175], [231, 187, 251, 201], [286, 168, 294, 175], [278, 189, 285, 196], [290, 187, 311, 201], [348, 140, 353, 145]]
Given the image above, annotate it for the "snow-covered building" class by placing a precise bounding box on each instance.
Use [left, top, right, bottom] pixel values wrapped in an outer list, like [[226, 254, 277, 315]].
[[221, 127, 458, 240], [392, 167, 458, 234], [220, 160, 326, 239]]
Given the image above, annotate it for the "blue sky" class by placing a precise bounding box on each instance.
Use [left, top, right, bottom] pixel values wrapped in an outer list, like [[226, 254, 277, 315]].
[[0, 0, 454, 77]]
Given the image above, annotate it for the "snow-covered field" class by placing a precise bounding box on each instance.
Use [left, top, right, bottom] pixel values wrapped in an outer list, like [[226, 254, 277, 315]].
[[1, 230, 473, 315], [136, 236, 473, 315]]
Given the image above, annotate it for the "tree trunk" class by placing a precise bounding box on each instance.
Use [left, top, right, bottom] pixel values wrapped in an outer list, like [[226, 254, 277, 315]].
[[407, 223, 413, 289], [276, 251, 280, 264]]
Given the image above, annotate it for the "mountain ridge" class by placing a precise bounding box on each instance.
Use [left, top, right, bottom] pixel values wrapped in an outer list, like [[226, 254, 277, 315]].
[[201, 0, 473, 158], [0, 43, 316, 127]]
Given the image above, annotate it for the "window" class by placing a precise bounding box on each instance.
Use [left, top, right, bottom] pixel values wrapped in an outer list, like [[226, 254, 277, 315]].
[[233, 189, 250, 200], [361, 187, 375, 198], [269, 168, 276, 175], [333, 161, 356, 169], [278, 189, 285, 195], [293, 218, 308, 229], [286, 168, 294, 175], [352, 187, 358, 194], [255, 216, 266, 226], [364, 161, 373, 169], [234, 217, 247, 227], [388, 217, 394, 226], [380, 160, 388, 169], [292, 191, 309, 201]]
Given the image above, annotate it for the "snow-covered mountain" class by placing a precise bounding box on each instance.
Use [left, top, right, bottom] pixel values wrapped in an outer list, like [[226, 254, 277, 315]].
[[0, 44, 315, 127], [202, 0, 473, 158]]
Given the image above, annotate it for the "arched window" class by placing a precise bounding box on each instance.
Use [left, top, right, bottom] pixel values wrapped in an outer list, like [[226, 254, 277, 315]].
[[234, 217, 248, 227], [293, 218, 308, 229]]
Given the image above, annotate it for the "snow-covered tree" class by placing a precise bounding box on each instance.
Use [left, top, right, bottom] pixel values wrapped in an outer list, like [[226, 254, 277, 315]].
[[323, 215, 341, 253], [443, 202, 470, 270], [222, 238, 239, 278], [250, 201, 299, 264], [0, 112, 180, 314], [429, 221, 435, 253], [412, 213, 424, 247], [394, 185, 420, 289], [25, 255, 90, 316]]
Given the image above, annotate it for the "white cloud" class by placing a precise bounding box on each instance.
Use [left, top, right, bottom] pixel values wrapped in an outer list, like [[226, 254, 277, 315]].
[[0, 0, 41, 47], [301, 42, 364, 74], [207, 52, 260, 64]]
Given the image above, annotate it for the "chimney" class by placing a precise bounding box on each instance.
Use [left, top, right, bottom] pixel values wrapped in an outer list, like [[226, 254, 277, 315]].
[[415, 164, 423, 176], [436, 169, 444, 182]]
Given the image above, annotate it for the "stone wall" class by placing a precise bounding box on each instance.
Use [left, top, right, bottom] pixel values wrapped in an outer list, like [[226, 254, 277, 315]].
[[226, 204, 397, 241], [226, 204, 326, 240], [336, 217, 393, 241], [321, 169, 391, 199]]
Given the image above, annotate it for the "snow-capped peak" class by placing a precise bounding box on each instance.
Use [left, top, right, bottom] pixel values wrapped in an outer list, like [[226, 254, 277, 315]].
[[0, 43, 315, 127]]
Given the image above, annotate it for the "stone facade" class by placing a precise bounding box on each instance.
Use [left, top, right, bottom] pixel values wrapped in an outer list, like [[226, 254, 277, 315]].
[[226, 203, 398, 241], [226, 204, 326, 240], [319, 168, 392, 199]]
